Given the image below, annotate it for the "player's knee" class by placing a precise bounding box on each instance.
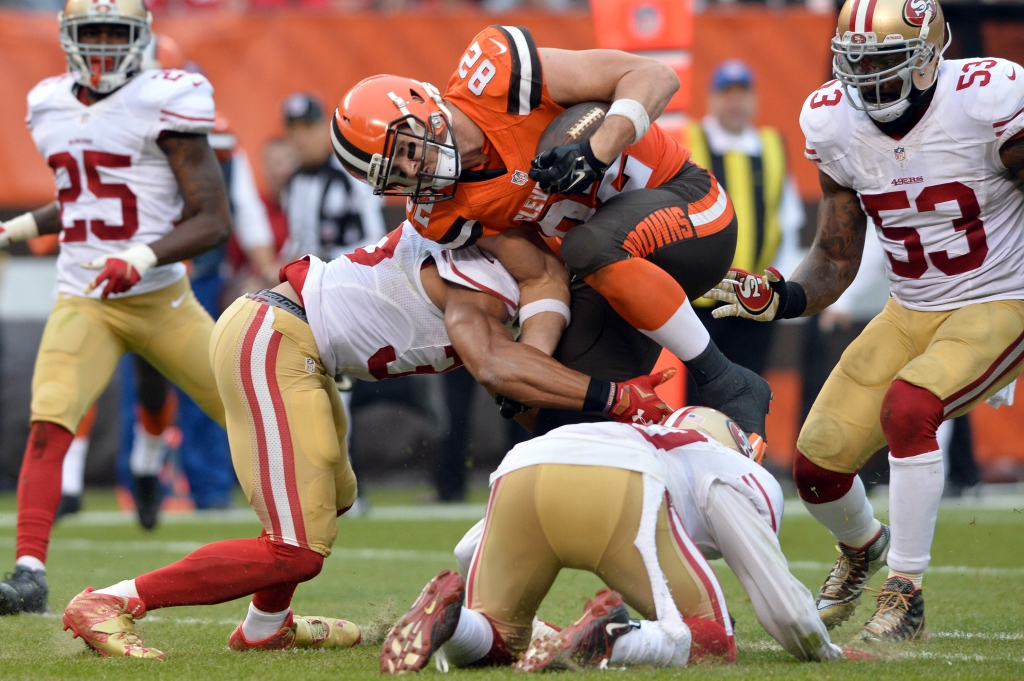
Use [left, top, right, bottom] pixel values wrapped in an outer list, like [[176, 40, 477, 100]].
[[264, 538, 325, 582], [793, 450, 856, 503], [880, 380, 944, 458], [560, 226, 620, 278], [31, 381, 74, 427], [684, 617, 736, 664]]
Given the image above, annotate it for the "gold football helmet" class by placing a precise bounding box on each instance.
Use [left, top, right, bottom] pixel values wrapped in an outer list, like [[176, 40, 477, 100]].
[[833, 0, 949, 122], [59, 0, 152, 94], [663, 406, 763, 463]]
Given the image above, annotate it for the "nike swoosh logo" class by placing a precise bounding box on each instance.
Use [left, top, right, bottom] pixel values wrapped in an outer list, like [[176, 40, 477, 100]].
[[489, 38, 508, 55], [170, 293, 188, 308], [423, 597, 438, 615], [1010, 70, 1017, 81], [605, 622, 631, 635]]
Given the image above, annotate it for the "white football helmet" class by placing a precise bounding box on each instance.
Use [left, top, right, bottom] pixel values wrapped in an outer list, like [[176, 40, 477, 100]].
[[832, 0, 949, 122], [59, 0, 152, 94], [663, 406, 764, 463]]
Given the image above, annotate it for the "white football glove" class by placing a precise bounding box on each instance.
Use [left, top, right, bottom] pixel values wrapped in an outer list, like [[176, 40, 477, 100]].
[[702, 266, 804, 321], [0, 212, 40, 249]]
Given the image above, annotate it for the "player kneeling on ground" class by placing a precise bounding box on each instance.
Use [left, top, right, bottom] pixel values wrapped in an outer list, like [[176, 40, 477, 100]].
[[63, 222, 673, 660], [382, 408, 863, 672]]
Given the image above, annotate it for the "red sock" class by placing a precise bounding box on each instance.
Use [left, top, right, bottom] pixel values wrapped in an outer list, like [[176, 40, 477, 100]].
[[685, 617, 736, 664], [16, 421, 75, 565], [135, 532, 323, 610], [583, 259, 688, 332]]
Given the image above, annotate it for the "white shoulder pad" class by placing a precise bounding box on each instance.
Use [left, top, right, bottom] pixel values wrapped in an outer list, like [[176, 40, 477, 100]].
[[25, 74, 74, 129], [799, 80, 858, 165], [136, 70, 216, 134], [435, 246, 520, 319], [947, 58, 1024, 141]]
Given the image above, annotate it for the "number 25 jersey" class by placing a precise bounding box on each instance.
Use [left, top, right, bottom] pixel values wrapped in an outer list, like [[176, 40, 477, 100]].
[[26, 70, 217, 299], [801, 58, 1024, 311]]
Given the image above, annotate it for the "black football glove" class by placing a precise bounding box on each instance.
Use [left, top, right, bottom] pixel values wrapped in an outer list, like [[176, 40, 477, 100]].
[[529, 139, 610, 195]]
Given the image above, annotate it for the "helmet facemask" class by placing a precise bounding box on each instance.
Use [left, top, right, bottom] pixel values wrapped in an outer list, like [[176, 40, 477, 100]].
[[832, 13, 949, 123], [373, 105, 461, 204], [60, 11, 151, 94]]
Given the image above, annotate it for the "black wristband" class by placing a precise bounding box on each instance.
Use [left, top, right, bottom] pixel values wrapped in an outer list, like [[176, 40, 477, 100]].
[[778, 281, 808, 319], [583, 378, 615, 413], [580, 139, 610, 174]]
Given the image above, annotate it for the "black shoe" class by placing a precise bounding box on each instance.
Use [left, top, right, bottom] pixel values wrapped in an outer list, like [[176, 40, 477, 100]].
[[694, 362, 773, 440], [0, 567, 49, 616], [857, 576, 926, 644], [133, 475, 162, 530], [55, 494, 82, 521]]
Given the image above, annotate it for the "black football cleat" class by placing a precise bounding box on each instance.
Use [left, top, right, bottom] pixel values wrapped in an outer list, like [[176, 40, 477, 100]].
[[55, 494, 82, 521], [133, 475, 162, 531], [0, 566, 49, 616]]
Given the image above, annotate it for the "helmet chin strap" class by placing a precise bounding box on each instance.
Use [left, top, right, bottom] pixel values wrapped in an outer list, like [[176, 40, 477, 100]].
[[867, 98, 911, 123], [431, 140, 461, 189]]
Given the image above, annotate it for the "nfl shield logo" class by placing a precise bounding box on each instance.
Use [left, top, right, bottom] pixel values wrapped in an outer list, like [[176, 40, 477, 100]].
[[894, 147, 906, 162], [305, 357, 316, 374], [511, 170, 529, 186]]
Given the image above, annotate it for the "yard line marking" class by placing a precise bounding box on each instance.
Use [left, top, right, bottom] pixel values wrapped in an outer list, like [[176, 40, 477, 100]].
[[0, 504, 487, 528], [736, 639, 1024, 662], [932, 631, 1024, 641], [0, 536, 453, 562], [783, 560, 1024, 577]]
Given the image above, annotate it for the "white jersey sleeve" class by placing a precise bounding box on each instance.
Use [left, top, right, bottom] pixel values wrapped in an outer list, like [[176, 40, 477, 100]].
[[800, 79, 862, 189], [228, 148, 274, 251], [142, 70, 216, 135], [954, 58, 1024, 164], [435, 246, 520, 319], [704, 482, 842, 662]]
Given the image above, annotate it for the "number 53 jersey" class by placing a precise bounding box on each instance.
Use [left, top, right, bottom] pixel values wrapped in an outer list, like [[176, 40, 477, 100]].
[[26, 70, 217, 299], [801, 58, 1024, 311]]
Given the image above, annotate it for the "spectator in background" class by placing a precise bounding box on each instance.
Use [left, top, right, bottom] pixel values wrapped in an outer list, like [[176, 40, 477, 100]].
[[686, 59, 805, 402], [280, 93, 386, 262]]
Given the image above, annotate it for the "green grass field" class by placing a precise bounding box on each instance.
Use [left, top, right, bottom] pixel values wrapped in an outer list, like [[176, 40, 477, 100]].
[[0, 488, 1021, 680]]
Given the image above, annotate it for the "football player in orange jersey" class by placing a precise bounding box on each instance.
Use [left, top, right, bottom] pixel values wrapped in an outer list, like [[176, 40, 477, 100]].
[[333, 26, 772, 441]]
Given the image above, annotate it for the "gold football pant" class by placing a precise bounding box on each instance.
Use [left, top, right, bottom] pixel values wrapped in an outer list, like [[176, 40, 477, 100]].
[[466, 464, 731, 655], [799, 298, 1024, 473], [30, 277, 224, 432], [210, 297, 357, 556]]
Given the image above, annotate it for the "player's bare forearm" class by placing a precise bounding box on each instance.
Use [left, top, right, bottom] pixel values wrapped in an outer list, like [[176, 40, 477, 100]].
[[152, 132, 232, 265], [477, 228, 570, 356], [30, 202, 62, 235], [790, 170, 867, 315], [445, 288, 589, 409], [539, 48, 679, 163], [999, 136, 1024, 179]]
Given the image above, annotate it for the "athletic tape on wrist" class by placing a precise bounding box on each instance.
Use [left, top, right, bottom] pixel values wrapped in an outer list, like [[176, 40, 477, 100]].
[[519, 299, 571, 326], [2, 212, 39, 242], [606, 99, 651, 144]]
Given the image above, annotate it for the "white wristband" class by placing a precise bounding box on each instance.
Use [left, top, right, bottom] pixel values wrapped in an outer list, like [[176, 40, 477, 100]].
[[2, 212, 40, 242], [519, 299, 571, 327], [606, 99, 651, 144]]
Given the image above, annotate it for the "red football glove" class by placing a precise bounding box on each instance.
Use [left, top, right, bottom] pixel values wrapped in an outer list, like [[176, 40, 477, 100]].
[[607, 368, 677, 425], [842, 647, 872, 661], [82, 244, 157, 299]]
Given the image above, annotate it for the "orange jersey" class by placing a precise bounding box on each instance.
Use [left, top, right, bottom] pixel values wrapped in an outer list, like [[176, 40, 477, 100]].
[[407, 25, 691, 247]]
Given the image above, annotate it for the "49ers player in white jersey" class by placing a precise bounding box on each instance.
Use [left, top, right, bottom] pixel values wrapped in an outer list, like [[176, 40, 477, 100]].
[[61, 223, 675, 660], [0, 0, 232, 616], [706, 0, 1024, 645]]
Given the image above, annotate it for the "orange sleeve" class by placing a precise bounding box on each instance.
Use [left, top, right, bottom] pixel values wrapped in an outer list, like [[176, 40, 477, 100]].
[[406, 199, 484, 249], [446, 25, 544, 118]]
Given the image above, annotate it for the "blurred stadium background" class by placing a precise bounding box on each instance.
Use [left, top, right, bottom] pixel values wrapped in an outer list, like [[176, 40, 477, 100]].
[[1, 0, 1024, 506]]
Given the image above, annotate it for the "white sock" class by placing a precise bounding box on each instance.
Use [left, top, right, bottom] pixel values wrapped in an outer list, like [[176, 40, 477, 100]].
[[887, 450, 944, 574], [439, 607, 493, 667], [241, 603, 290, 642], [62, 436, 89, 497], [129, 423, 167, 477], [96, 579, 140, 600], [610, 620, 691, 668], [801, 475, 880, 548], [15, 556, 45, 573], [639, 300, 711, 362]]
